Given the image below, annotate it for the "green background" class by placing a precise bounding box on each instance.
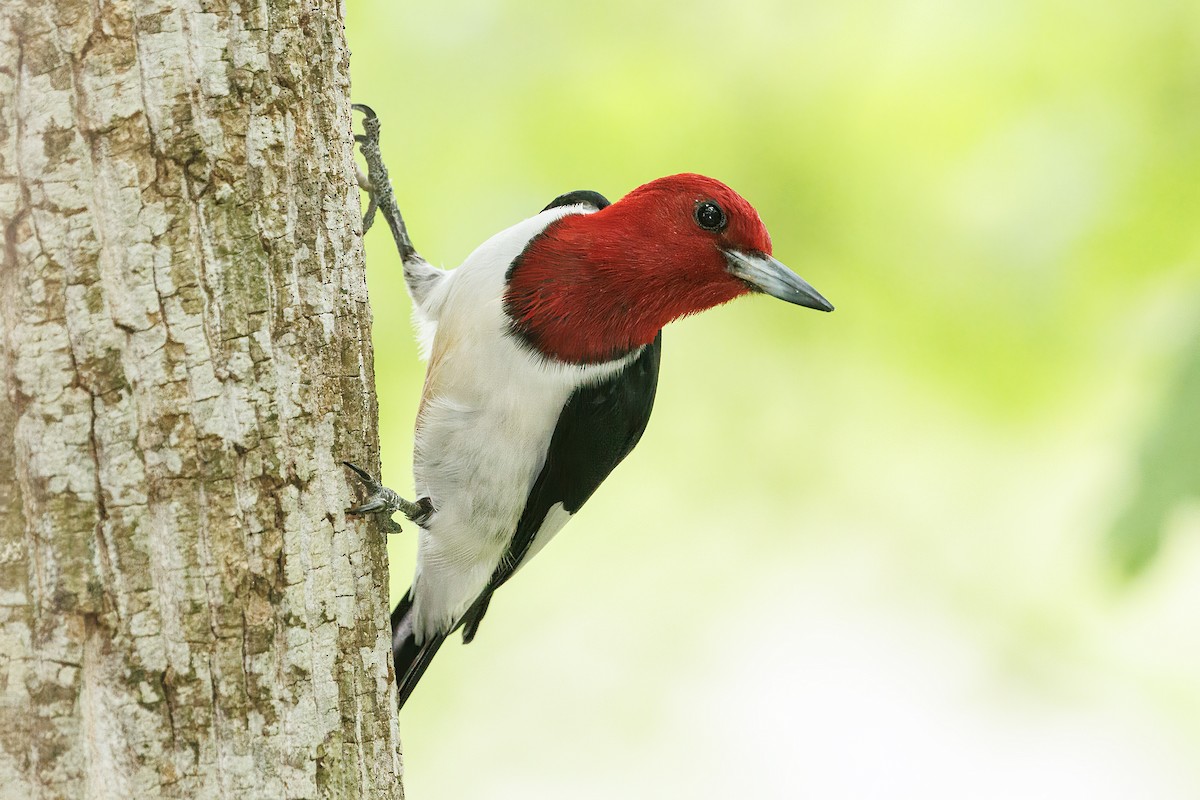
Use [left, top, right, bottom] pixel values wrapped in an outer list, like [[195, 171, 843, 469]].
[[346, 0, 1200, 796]]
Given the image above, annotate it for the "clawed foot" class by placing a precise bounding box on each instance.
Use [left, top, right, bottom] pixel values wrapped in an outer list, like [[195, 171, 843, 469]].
[[352, 103, 417, 262], [347, 106, 434, 537], [343, 461, 433, 533]]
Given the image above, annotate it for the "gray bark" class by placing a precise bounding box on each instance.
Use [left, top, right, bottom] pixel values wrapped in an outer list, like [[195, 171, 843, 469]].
[[0, 0, 403, 797]]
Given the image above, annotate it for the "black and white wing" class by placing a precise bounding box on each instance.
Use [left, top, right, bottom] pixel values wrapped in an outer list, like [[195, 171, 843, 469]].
[[459, 331, 662, 641]]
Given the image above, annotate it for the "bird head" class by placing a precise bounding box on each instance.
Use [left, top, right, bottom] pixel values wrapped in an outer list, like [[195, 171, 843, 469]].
[[505, 173, 832, 365]]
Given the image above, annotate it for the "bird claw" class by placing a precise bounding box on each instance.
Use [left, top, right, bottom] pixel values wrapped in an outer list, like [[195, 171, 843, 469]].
[[343, 461, 433, 533], [352, 105, 383, 232], [351, 103, 418, 262]]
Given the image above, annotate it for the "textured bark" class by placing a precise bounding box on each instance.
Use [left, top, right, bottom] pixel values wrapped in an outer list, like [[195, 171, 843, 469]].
[[0, 0, 403, 797]]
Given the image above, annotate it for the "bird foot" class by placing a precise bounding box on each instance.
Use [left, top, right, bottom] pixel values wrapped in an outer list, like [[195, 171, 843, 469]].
[[352, 103, 418, 262], [343, 461, 433, 533]]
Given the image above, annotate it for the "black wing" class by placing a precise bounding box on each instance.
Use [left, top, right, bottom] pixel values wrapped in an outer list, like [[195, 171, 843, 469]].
[[459, 331, 662, 642]]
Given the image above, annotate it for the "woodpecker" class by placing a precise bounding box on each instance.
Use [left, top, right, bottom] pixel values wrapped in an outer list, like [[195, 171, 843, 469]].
[[347, 112, 832, 709]]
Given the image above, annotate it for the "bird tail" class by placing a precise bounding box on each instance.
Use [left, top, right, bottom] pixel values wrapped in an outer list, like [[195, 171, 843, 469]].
[[391, 589, 447, 709]]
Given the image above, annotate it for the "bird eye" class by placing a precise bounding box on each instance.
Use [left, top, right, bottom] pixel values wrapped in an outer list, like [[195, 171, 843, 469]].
[[694, 200, 727, 232]]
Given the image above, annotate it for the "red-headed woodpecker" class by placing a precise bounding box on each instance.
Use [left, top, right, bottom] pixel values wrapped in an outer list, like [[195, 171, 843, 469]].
[[347, 117, 831, 710]]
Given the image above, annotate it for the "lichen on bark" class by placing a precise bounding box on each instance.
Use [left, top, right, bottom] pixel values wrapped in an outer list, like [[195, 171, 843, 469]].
[[0, 0, 403, 797]]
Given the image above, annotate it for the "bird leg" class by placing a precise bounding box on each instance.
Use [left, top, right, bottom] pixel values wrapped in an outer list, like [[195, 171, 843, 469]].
[[352, 103, 419, 263], [347, 106, 433, 534], [343, 461, 433, 533]]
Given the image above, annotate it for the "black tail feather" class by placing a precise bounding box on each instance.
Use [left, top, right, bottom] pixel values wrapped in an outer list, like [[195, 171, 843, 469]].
[[391, 589, 447, 709], [460, 590, 494, 645]]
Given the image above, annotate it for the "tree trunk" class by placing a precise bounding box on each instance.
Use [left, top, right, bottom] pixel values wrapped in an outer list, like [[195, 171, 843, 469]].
[[0, 0, 403, 797]]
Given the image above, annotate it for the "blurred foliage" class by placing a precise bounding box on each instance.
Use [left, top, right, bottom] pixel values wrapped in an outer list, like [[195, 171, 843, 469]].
[[345, 0, 1200, 796], [1110, 327, 1200, 575]]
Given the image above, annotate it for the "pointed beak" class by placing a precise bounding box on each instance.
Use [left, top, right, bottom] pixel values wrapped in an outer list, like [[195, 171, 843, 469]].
[[724, 249, 834, 312]]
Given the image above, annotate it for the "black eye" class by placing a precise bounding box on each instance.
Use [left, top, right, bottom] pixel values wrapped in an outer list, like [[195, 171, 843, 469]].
[[694, 200, 727, 232]]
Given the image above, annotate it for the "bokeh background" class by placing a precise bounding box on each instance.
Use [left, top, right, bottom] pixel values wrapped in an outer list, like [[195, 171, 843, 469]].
[[345, 1, 1200, 796]]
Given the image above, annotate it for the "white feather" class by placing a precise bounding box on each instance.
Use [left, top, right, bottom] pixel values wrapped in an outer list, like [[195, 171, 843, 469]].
[[517, 502, 574, 567], [401, 256, 449, 361], [407, 204, 636, 641]]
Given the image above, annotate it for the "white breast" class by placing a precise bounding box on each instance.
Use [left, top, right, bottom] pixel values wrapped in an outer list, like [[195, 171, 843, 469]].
[[407, 205, 629, 641]]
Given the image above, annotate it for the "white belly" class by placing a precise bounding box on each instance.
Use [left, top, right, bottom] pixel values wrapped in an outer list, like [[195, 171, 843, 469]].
[[404, 203, 626, 641], [410, 345, 575, 640]]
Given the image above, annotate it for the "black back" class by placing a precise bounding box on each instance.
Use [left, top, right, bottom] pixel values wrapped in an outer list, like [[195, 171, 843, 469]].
[[459, 331, 662, 641], [542, 190, 610, 212]]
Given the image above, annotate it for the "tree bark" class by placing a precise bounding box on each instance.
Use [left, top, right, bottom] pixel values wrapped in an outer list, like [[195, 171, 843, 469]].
[[0, 0, 403, 797]]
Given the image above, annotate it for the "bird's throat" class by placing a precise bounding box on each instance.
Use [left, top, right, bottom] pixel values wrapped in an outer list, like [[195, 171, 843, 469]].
[[505, 262, 664, 364]]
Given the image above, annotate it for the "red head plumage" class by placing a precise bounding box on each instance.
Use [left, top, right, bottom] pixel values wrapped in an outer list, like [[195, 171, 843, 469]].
[[505, 174, 785, 364]]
